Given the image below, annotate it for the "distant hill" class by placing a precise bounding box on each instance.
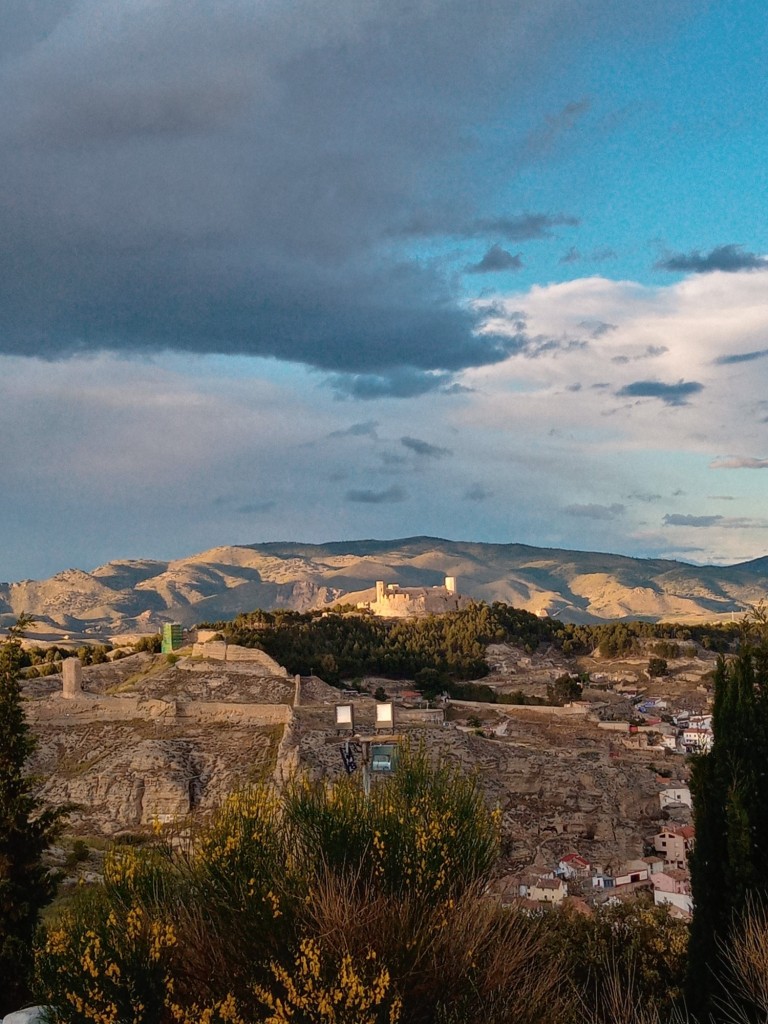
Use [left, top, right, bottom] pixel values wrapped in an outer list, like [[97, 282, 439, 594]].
[[2, 536, 767, 637]]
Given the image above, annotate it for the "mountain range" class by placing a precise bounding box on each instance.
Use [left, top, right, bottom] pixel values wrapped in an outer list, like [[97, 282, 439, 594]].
[[2, 537, 768, 637]]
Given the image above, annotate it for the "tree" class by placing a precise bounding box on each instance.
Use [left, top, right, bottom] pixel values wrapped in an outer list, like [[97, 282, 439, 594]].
[[0, 616, 67, 1015], [687, 610, 768, 1018], [547, 673, 583, 705], [647, 656, 668, 678]]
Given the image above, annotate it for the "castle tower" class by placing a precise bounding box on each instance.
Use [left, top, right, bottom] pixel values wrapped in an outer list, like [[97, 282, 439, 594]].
[[62, 657, 83, 699], [444, 576, 457, 594], [375, 581, 385, 603]]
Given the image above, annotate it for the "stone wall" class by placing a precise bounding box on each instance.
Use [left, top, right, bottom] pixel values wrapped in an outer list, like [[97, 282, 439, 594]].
[[191, 641, 287, 676], [449, 699, 589, 718], [179, 701, 291, 725]]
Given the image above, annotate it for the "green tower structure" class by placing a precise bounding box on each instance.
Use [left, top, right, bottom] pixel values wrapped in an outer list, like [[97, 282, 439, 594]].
[[161, 622, 184, 654]]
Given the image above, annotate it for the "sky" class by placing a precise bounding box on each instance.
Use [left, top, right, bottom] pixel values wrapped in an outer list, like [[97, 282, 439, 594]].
[[1, 0, 768, 581]]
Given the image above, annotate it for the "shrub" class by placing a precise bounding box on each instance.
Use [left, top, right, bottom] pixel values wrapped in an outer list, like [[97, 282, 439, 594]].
[[65, 839, 90, 869], [35, 748, 505, 1022], [647, 657, 668, 678], [36, 890, 179, 1024], [283, 746, 500, 902], [253, 938, 402, 1024]]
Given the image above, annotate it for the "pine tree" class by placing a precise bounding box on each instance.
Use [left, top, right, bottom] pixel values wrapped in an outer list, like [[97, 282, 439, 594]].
[[0, 617, 66, 1015], [687, 613, 768, 1017]]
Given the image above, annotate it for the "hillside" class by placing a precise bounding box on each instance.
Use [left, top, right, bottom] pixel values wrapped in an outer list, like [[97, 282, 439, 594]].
[[2, 537, 768, 637]]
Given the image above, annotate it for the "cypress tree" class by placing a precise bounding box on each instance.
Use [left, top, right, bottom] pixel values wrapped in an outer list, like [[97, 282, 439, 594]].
[[687, 615, 768, 1018], [0, 618, 66, 1015]]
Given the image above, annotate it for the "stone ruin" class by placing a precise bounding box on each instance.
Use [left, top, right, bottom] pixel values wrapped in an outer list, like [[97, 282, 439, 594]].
[[61, 657, 83, 699]]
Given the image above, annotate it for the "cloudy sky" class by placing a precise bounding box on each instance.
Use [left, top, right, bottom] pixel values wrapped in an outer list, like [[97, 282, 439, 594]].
[[2, 0, 767, 580]]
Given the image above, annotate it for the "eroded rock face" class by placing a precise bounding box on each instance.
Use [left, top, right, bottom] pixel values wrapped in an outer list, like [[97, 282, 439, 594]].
[[32, 721, 283, 833], [26, 656, 288, 834], [25, 648, 687, 876]]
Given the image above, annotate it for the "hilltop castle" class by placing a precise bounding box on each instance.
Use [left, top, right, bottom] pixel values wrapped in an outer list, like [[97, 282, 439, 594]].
[[360, 577, 470, 618]]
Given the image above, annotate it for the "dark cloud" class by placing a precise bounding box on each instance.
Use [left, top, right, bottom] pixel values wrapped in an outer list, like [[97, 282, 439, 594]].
[[329, 369, 456, 399], [616, 379, 704, 406], [465, 245, 522, 274], [237, 500, 276, 515], [656, 244, 768, 274], [379, 452, 407, 467], [402, 212, 579, 241], [613, 345, 667, 365], [578, 320, 616, 338], [401, 436, 452, 458], [564, 503, 625, 520], [328, 421, 379, 439], [561, 246, 615, 265], [710, 456, 768, 470], [714, 348, 768, 366], [522, 97, 591, 160], [628, 492, 662, 503], [663, 514, 723, 527], [345, 485, 407, 504], [464, 484, 493, 501], [0, 0, 619, 389]]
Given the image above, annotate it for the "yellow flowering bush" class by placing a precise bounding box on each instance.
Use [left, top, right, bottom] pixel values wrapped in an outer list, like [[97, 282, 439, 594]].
[[36, 750, 508, 1023], [254, 937, 402, 1024], [36, 894, 178, 1024]]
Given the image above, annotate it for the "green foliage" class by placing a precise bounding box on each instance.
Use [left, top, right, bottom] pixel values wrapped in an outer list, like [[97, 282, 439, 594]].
[[647, 656, 668, 678], [65, 839, 90, 869], [284, 747, 500, 903], [199, 601, 562, 685], [198, 602, 738, 691], [36, 887, 178, 1024], [133, 634, 162, 654], [649, 640, 680, 659], [546, 898, 688, 1021], [559, 618, 737, 657], [36, 749, 506, 1023], [547, 673, 584, 705], [0, 618, 67, 1015], [687, 606, 768, 1017]]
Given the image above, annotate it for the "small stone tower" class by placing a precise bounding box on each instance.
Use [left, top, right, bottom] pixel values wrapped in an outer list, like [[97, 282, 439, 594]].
[[62, 657, 83, 699], [444, 576, 457, 594]]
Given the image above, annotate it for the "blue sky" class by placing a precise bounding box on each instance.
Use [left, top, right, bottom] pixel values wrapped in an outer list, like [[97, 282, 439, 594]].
[[1, 0, 767, 581]]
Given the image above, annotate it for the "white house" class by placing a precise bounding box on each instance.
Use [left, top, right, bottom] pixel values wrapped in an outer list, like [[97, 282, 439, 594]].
[[659, 786, 692, 810], [652, 870, 693, 915], [529, 877, 567, 904], [558, 853, 591, 880], [613, 859, 650, 887], [682, 728, 713, 753]]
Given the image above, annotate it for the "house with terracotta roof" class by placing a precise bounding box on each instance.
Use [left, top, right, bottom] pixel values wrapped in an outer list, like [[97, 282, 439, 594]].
[[652, 826, 695, 870], [558, 853, 592, 880]]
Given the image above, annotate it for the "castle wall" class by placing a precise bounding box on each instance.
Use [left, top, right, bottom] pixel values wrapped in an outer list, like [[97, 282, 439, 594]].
[[191, 641, 287, 676], [367, 586, 470, 618]]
